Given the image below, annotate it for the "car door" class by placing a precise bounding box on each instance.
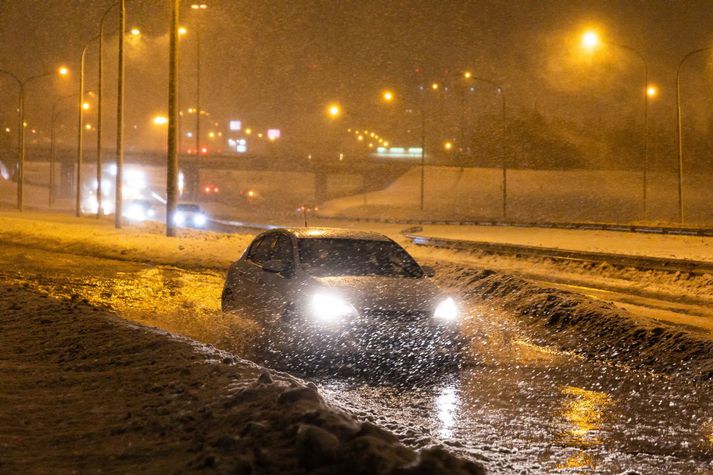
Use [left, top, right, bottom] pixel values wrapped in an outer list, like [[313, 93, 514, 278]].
[[233, 233, 277, 316], [256, 233, 298, 319]]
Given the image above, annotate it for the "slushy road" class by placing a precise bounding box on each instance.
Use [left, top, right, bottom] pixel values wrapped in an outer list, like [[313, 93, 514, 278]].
[[0, 243, 710, 473]]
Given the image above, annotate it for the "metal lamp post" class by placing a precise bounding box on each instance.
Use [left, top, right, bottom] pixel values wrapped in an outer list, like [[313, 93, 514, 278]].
[[583, 33, 650, 220], [381, 90, 428, 211], [115, 0, 126, 229], [96, 2, 119, 218], [50, 94, 77, 207], [167, 0, 180, 237], [676, 47, 712, 224], [460, 74, 507, 218], [0, 68, 67, 211]]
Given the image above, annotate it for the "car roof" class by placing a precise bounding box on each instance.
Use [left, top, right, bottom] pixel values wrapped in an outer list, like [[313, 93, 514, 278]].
[[272, 227, 392, 242]]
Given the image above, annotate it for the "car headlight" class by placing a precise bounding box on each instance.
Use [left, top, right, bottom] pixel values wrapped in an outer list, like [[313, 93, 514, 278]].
[[434, 297, 458, 322], [310, 292, 356, 324], [125, 206, 145, 221], [174, 212, 185, 225], [193, 213, 207, 226]]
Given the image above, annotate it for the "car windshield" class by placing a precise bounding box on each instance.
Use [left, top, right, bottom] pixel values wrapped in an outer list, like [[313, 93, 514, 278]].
[[298, 238, 423, 278], [177, 204, 201, 212]]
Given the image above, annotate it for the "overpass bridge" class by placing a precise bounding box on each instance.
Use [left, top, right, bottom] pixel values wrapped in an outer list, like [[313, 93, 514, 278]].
[[1, 147, 415, 202]]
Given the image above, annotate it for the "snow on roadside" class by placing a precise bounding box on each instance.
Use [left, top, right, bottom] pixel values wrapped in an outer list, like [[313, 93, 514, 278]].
[[433, 263, 713, 382], [0, 211, 253, 270], [0, 283, 484, 474]]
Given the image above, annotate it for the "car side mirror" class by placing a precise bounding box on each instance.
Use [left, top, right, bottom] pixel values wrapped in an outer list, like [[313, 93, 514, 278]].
[[422, 265, 436, 277], [262, 259, 290, 274]]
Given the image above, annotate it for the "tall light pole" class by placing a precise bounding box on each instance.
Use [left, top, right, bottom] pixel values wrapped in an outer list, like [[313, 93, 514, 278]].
[[50, 94, 77, 207], [0, 67, 69, 211], [76, 42, 91, 217], [115, 0, 126, 229], [461, 72, 507, 218], [167, 0, 180, 237], [191, 4, 207, 163], [581, 30, 650, 220], [381, 89, 428, 211], [97, 2, 120, 219], [676, 47, 711, 225]]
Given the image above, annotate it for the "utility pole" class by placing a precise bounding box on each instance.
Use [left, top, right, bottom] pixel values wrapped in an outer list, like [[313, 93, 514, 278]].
[[167, 0, 180, 237], [76, 47, 87, 217], [115, 0, 125, 228]]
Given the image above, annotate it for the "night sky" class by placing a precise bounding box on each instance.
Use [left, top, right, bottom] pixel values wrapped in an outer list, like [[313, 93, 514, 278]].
[[2, 0, 713, 151]]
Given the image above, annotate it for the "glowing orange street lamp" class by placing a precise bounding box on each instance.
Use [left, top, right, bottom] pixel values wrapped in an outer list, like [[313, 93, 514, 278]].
[[580, 27, 651, 219], [0, 65, 69, 211], [326, 102, 342, 119]]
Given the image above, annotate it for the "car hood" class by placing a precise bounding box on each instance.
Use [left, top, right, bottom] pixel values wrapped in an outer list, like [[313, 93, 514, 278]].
[[311, 275, 444, 313]]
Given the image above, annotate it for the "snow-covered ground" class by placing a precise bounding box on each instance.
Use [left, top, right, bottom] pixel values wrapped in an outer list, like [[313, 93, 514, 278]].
[[1, 209, 711, 378], [409, 224, 713, 262], [10, 161, 713, 225], [320, 165, 713, 225], [0, 281, 482, 474]]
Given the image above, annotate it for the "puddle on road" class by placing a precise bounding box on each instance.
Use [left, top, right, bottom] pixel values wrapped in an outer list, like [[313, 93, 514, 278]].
[[0, 246, 260, 357]]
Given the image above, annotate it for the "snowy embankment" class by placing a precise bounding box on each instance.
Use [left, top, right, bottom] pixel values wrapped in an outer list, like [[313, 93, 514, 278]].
[[319, 165, 713, 225], [0, 283, 483, 474], [435, 264, 713, 381], [0, 211, 250, 270]]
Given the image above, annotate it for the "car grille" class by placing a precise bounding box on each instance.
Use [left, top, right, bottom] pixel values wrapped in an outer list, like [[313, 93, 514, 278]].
[[361, 308, 430, 323]]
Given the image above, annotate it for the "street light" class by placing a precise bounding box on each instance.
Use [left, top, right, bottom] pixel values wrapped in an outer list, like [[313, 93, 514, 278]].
[[189, 3, 208, 196], [327, 102, 342, 118], [167, 0, 180, 237], [381, 88, 427, 211], [97, 1, 120, 220], [676, 46, 712, 224], [50, 94, 77, 207], [116, 0, 127, 229], [580, 28, 650, 220], [458, 72, 507, 217], [0, 66, 69, 211]]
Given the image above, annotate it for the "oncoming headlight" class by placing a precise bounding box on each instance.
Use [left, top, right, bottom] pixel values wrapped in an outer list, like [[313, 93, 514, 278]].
[[193, 213, 207, 227], [310, 292, 356, 324], [174, 212, 185, 225], [434, 297, 458, 322]]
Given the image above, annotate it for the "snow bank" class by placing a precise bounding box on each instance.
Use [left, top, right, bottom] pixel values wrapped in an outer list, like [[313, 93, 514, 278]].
[[435, 264, 713, 381], [0, 283, 483, 474], [320, 166, 713, 225], [0, 210, 253, 270]]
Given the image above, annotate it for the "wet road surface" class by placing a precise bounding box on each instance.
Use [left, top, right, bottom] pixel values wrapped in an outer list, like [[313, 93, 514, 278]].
[[1, 244, 711, 473]]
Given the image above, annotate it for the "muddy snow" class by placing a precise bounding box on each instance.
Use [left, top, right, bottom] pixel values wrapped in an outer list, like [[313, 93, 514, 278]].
[[0, 283, 482, 474]]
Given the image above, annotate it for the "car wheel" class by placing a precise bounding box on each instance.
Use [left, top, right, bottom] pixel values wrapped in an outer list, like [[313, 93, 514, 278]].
[[221, 287, 234, 312]]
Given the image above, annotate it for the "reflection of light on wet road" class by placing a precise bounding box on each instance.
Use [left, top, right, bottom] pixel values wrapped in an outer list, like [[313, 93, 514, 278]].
[[435, 385, 459, 438], [557, 385, 612, 470]]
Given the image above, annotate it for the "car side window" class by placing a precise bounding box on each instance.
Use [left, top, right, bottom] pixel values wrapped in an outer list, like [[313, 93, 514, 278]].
[[245, 237, 264, 261], [272, 235, 294, 266], [248, 235, 276, 265]]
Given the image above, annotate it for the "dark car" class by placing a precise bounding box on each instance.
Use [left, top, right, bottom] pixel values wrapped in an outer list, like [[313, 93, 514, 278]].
[[222, 227, 464, 365]]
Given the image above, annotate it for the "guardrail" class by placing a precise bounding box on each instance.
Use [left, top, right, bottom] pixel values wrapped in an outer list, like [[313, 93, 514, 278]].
[[317, 214, 713, 237], [403, 233, 713, 275]]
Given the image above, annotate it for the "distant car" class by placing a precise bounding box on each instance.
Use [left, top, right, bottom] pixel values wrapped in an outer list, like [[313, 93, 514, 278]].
[[222, 228, 464, 365], [122, 199, 157, 222], [174, 203, 208, 228]]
